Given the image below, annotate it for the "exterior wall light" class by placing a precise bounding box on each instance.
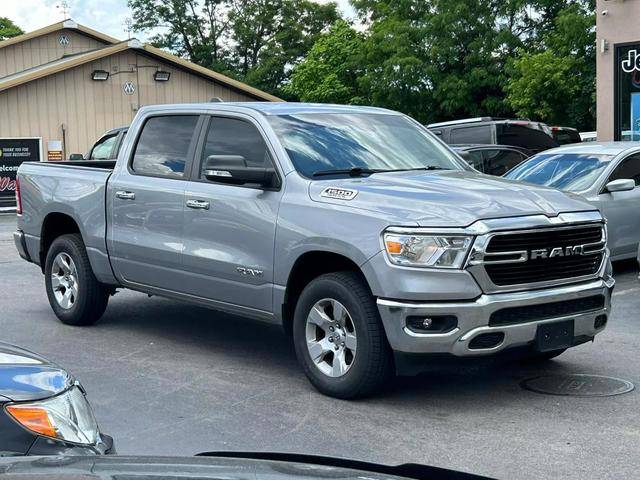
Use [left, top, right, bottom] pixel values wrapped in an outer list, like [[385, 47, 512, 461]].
[[153, 71, 171, 82], [91, 70, 110, 81]]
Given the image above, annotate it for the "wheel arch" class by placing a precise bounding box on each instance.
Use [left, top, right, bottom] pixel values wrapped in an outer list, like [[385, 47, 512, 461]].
[[281, 250, 372, 337], [39, 212, 82, 271]]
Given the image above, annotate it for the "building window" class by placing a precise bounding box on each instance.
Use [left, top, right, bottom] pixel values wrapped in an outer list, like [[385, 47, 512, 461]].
[[615, 44, 640, 141]]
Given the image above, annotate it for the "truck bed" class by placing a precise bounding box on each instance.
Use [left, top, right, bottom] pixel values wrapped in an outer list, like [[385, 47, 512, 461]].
[[17, 160, 114, 283]]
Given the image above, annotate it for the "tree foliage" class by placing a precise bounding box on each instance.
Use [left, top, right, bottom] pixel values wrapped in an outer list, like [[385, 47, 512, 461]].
[[505, 1, 595, 130], [0, 17, 24, 41], [129, 0, 596, 129], [128, 0, 338, 98], [285, 20, 365, 103]]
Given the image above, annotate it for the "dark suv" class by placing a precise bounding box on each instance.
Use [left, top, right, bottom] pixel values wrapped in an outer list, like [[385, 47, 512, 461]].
[[428, 117, 558, 153]]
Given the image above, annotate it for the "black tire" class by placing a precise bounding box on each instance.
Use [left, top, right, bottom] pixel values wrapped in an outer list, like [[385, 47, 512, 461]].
[[292, 271, 393, 399], [521, 348, 567, 363], [44, 234, 109, 326]]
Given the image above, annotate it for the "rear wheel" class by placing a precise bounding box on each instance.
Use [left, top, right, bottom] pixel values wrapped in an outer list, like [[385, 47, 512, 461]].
[[293, 271, 393, 399], [44, 234, 109, 326]]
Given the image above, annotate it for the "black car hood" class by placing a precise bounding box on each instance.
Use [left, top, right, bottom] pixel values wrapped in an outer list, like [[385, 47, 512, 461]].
[[0, 342, 73, 402], [0, 454, 495, 480]]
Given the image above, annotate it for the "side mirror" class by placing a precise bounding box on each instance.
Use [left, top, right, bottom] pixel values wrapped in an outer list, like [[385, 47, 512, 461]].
[[605, 178, 635, 193], [69, 153, 84, 160], [203, 155, 278, 188]]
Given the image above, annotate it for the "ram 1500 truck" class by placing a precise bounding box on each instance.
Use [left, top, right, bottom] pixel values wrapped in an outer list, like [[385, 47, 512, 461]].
[[14, 103, 615, 398]]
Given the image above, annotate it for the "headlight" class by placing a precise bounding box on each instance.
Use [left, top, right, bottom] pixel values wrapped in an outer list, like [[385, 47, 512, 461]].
[[6, 386, 99, 445], [384, 232, 473, 268]]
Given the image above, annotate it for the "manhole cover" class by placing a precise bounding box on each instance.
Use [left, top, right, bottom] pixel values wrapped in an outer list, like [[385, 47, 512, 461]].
[[521, 374, 634, 397]]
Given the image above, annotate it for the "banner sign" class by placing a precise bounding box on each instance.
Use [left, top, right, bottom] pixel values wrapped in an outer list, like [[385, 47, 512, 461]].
[[0, 138, 42, 208]]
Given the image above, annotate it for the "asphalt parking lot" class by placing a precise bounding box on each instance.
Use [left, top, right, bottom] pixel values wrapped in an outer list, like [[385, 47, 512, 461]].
[[1, 214, 638, 479]]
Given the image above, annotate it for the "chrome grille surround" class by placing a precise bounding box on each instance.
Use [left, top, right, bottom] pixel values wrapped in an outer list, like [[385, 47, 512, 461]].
[[465, 215, 607, 294]]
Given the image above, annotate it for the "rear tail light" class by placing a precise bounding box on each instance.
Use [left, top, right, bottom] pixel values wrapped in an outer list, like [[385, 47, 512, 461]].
[[15, 178, 22, 214]]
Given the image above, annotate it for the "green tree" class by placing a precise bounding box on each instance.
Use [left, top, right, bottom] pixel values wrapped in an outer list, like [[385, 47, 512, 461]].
[[286, 20, 365, 104], [229, 0, 339, 97], [506, 1, 595, 129], [506, 51, 581, 125], [128, 0, 338, 98], [128, 0, 232, 71], [0, 17, 24, 41], [350, 0, 511, 123]]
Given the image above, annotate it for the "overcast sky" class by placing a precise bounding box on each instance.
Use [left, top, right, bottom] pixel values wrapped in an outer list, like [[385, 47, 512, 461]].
[[3, 0, 356, 42]]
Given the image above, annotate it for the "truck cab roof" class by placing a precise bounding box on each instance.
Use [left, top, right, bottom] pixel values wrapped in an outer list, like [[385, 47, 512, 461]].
[[137, 102, 401, 117]]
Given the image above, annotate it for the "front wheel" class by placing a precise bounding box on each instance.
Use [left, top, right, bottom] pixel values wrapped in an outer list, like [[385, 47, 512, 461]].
[[44, 234, 110, 326], [292, 271, 393, 399]]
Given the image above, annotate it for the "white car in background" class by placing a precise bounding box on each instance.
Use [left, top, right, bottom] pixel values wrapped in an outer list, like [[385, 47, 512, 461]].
[[580, 131, 597, 142], [506, 142, 640, 261]]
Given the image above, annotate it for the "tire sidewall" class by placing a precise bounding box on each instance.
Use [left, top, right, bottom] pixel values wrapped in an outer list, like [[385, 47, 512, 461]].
[[44, 236, 89, 324], [293, 274, 381, 397]]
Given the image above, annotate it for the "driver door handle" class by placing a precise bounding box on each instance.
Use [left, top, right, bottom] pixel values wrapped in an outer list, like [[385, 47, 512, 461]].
[[115, 190, 136, 200], [186, 199, 210, 210]]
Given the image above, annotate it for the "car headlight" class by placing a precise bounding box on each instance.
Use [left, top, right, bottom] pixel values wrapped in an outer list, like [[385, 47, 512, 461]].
[[384, 232, 473, 268], [5, 386, 99, 445]]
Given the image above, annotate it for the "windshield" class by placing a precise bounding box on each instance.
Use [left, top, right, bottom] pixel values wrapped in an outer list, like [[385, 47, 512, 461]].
[[504, 152, 613, 191], [268, 113, 464, 177]]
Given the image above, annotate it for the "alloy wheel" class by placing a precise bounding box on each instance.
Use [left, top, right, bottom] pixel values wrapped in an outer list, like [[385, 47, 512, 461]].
[[305, 298, 357, 377], [51, 252, 79, 309]]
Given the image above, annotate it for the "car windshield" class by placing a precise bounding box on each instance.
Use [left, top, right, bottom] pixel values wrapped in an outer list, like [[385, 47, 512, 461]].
[[504, 152, 613, 192], [268, 113, 465, 177]]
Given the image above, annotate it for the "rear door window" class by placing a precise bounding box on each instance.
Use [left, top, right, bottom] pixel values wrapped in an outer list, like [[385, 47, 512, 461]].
[[498, 125, 557, 152], [131, 116, 199, 178], [450, 125, 493, 144]]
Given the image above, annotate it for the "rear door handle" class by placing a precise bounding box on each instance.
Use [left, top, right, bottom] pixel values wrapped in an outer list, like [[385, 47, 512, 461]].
[[115, 190, 136, 200], [186, 199, 210, 210]]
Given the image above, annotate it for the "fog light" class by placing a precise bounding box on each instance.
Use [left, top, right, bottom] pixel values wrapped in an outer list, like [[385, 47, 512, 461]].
[[594, 315, 607, 330], [406, 315, 457, 334]]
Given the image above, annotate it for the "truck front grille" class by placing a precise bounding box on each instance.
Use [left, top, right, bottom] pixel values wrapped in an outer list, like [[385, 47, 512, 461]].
[[489, 295, 605, 326], [485, 254, 603, 286], [479, 224, 605, 287]]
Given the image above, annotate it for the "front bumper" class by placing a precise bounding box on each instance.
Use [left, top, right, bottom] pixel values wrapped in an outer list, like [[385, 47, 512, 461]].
[[377, 276, 614, 356]]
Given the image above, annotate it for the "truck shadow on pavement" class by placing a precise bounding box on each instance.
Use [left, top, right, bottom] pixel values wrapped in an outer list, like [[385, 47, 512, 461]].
[[99, 292, 588, 405]]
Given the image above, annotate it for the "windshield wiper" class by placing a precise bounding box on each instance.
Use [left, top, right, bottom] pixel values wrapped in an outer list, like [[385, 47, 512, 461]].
[[389, 166, 449, 172], [312, 166, 450, 177], [312, 167, 382, 177]]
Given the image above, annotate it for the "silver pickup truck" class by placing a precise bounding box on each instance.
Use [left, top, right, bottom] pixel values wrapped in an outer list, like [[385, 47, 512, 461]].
[[14, 103, 615, 398]]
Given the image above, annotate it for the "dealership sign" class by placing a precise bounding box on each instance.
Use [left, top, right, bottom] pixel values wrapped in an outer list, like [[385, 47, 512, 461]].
[[621, 49, 640, 73], [0, 138, 42, 208]]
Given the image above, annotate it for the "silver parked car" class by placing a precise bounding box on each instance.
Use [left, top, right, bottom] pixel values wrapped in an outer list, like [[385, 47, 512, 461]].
[[505, 142, 640, 261]]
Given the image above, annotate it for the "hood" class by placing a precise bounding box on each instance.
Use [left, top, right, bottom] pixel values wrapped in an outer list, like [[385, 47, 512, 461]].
[[0, 342, 73, 402], [0, 454, 494, 480], [309, 170, 597, 227]]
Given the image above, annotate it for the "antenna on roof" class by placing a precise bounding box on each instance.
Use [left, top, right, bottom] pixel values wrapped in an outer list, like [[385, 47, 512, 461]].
[[56, 0, 70, 19], [123, 18, 133, 40], [210, 97, 224, 103]]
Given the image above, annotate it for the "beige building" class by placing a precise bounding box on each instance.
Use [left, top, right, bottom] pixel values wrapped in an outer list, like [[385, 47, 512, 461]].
[[0, 19, 279, 159], [596, 0, 640, 140]]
